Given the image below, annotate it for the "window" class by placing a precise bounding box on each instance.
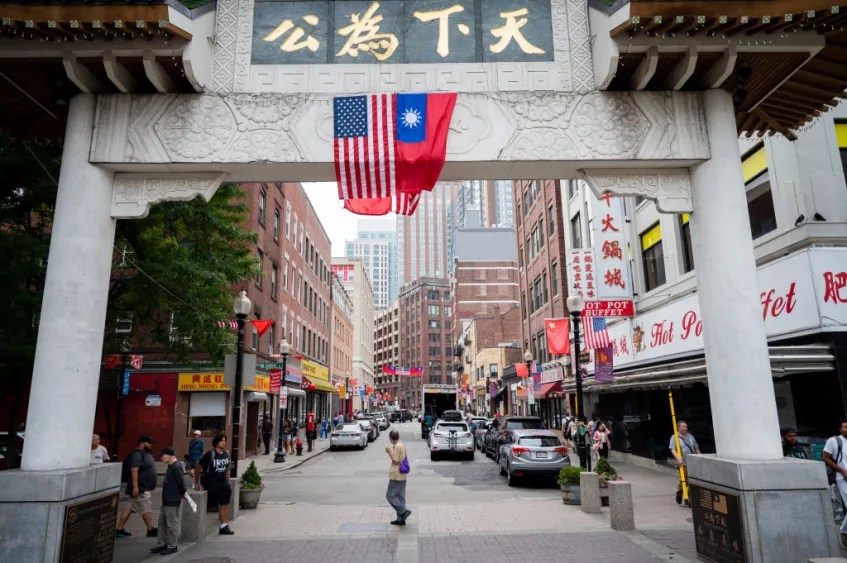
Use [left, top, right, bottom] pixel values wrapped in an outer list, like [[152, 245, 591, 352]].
[[523, 189, 529, 215], [271, 265, 278, 298], [641, 223, 666, 292], [292, 216, 298, 248], [428, 304, 440, 316], [115, 312, 133, 333], [542, 270, 548, 304], [445, 346, 452, 357], [428, 333, 441, 343], [299, 225, 304, 255], [547, 206, 555, 236], [256, 250, 264, 289], [534, 277, 542, 310], [552, 261, 559, 295], [570, 214, 582, 249], [746, 177, 777, 240], [268, 324, 275, 355], [445, 306, 451, 316], [522, 292, 527, 318], [189, 392, 227, 436], [285, 204, 291, 238], [537, 330, 548, 362], [489, 364, 498, 378], [567, 179, 577, 200], [283, 259, 289, 291], [252, 325, 259, 350], [429, 346, 440, 357], [258, 188, 266, 226], [273, 209, 280, 241], [680, 214, 694, 274], [428, 319, 441, 329], [538, 220, 545, 248], [427, 290, 439, 301]]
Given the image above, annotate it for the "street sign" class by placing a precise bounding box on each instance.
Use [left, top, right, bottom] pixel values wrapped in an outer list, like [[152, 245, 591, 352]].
[[145, 394, 162, 407], [258, 362, 285, 369], [280, 386, 288, 408], [121, 369, 131, 396]]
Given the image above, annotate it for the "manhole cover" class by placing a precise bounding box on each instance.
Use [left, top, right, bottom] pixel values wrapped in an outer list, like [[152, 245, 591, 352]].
[[338, 522, 390, 533], [186, 558, 235, 563]]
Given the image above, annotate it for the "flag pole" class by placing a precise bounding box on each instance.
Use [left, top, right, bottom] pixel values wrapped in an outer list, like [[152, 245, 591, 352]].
[[669, 388, 689, 504]]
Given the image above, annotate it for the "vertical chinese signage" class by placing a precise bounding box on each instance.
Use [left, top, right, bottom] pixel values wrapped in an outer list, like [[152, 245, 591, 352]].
[[594, 346, 613, 383], [566, 248, 596, 300], [591, 192, 633, 301]]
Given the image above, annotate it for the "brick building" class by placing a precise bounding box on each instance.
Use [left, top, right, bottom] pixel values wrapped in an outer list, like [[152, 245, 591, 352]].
[[373, 301, 399, 408], [398, 278, 451, 409]]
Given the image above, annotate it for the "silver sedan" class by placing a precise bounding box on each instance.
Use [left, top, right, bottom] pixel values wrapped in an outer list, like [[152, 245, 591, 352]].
[[498, 429, 570, 487], [329, 423, 368, 450]]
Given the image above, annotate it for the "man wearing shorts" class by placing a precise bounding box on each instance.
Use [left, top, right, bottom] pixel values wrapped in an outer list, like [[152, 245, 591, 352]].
[[195, 434, 235, 535], [115, 435, 158, 538]]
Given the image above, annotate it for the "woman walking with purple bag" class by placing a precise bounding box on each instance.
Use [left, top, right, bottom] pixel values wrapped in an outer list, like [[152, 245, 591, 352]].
[[385, 429, 411, 525]]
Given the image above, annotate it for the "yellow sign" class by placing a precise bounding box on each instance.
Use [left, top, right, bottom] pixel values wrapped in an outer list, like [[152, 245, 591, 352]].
[[340, 385, 347, 399], [245, 375, 270, 392], [302, 359, 329, 381], [178, 373, 230, 391]]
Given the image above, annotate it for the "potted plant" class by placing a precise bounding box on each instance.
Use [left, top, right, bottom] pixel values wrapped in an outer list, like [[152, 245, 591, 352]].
[[594, 458, 621, 506], [239, 461, 264, 509], [558, 465, 586, 505]]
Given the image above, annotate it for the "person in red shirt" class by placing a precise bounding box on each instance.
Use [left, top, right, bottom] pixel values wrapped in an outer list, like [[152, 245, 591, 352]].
[[306, 412, 316, 452]]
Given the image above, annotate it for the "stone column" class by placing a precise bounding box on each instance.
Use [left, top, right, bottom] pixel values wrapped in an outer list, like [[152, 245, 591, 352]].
[[687, 89, 781, 460], [21, 94, 117, 471]]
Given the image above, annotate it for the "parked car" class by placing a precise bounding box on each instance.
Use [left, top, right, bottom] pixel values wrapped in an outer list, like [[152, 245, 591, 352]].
[[474, 420, 493, 451], [497, 429, 570, 487], [329, 423, 368, 450], [440, 410, 463, 422], [429, 421, 474, 461], [389, 411, 403, 422], [484, 416, 545, 462], [399, 409, 413, 422], [357, 418, 378, 442], [373, 412, 390, 430], [357, 415, 380, 438]]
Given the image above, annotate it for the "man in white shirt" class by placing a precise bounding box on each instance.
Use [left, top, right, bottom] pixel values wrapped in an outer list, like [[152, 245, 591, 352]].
[[823, 419, 847, 547], [90, 433, 109, 464]]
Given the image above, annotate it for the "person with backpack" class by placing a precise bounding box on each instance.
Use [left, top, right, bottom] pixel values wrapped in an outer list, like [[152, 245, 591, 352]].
[[149, 448, 186, 555], [194, 434, 235, 535], [385, 429, 411, 525], [185, 430, 205, 477], [669, 420, 701, 506], [115, 435, 158, 538], [823, 419, 847, 548]]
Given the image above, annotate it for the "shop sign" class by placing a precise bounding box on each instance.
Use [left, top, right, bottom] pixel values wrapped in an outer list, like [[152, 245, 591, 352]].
[[590, 192, 633, 301], [280, 386, 288, 409], [145, 394, 162, 407], [566, 248, 596, 300], [269, 369, 282, 393], [286, 365, 302, 384], [589, 248, 842, 371], [302, 359, 329, 381], [582, 300, 634, 317], [178, 373, 230, 391], [245, 375, 270, 392]]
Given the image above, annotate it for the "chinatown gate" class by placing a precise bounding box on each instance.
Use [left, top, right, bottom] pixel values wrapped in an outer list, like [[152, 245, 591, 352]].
[[0, 0, 844, 560]]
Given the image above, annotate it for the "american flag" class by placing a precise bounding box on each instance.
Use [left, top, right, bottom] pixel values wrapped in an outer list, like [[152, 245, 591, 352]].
[[584, 317, 611, 350], [334, 95, 417, 215]]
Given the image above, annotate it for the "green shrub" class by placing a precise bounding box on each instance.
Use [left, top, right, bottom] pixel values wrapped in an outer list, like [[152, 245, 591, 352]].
[[594, 458, 620, 488], [241, 461, 263, 490], [558, 465, 585, 486]]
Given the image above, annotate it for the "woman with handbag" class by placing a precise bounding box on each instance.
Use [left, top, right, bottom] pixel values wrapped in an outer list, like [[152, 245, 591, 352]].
[[385, 429, 411, 526]]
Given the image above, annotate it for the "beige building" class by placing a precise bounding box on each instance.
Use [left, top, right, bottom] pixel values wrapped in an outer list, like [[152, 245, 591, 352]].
[[330, 273, 354, 414], [374, 301, 400, 408], [331, 258, 375, 412]]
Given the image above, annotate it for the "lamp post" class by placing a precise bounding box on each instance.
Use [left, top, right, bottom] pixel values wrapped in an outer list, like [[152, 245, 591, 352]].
[[274, 338, 291, 463], [344, 371, 350, 422], [567, 294, 588, 469], [231, 289, 251, 478], [524, 350, 534, 418], [113, 338, 131, 459]]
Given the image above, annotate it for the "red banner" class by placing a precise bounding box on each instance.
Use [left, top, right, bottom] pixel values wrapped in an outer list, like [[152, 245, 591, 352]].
[[545, 318, 571, 355], [269, 369, 282, 393], [582, 300, 634, 317], [250, 319, 273, 337]]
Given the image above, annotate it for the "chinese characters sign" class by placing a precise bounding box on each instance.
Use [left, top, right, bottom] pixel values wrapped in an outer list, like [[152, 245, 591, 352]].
[[591, 191, 633, 301], [566, 248, 595, 300], [251, 0, 555, 65], [178, 373, 230, 391]]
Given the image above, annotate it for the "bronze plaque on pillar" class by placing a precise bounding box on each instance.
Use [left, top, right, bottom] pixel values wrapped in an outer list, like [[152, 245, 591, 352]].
[[690, 484, 747, 563], [60, 492, 119, 563]]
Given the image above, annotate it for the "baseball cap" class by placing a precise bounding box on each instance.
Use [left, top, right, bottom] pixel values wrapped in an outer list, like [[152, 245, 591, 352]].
[[159, 447, 176, 456], [137, 434, 155, 444], [192, 430, 201, 435]]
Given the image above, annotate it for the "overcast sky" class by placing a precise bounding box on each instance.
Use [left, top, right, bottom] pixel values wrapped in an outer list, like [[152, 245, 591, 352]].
[[303, 182, 395, 257]]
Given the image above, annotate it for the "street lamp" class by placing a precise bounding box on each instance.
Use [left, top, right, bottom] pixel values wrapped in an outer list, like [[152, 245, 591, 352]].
[[566, 293, 588, 469], [345, 371, 351, 422], [230, 289, 251, 478], [113, 338, 131, 459], [524, 350, 535, 418], [274, 338, 291, 463]]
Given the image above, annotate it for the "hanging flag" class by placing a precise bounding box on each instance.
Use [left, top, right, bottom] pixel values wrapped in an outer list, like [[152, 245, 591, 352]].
[[585, 317, 611, 350], [333, 93, 456, 216], [515, 362, 528, 378], [250, 319, 273, 337], [545, 318, 570, 355], [130, 355, 143, 370], [383, 365, 397, 375], [216, 320, 238, 330], [104, 355, 121, 370], [409, 366, 423, 376]]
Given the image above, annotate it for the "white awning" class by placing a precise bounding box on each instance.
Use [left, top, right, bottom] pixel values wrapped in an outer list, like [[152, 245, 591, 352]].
[[189, 392, 226, 417], [246, 392, 268, 402]]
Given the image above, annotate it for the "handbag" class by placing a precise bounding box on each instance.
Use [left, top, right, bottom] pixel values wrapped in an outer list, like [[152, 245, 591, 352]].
[[399, 455, 410, 474]]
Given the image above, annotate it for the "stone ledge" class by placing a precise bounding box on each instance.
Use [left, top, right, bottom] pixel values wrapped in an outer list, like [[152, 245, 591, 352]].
[[687, 454, 828, 491], [0, 463, 121, 503]]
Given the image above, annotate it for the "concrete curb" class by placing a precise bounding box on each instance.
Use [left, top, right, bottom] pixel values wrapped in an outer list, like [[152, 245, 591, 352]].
[[261, 446, 331, 474]]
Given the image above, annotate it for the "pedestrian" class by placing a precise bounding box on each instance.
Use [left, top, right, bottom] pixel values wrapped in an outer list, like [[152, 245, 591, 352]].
[[194, 434, 235, 535], [262, 416, 273, 455], [90, 433, 109, 465], [320, 417, 330, 441], [385, 429, 411, 525], [288, 420, 298, 455], [669, 420, 701, 506], [283, 420, 293, 455], [594, 423, 611, 459], [824, 419, 847, 548], [185, 430, 205, 477], [306, 413, 315, 452], [150, 448, 186, 555], [115, 435, 158, 538], [781, 427, 807, 459]]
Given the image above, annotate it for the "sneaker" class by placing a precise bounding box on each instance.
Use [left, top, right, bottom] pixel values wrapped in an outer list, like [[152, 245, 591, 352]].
[[390, 519, 406, 526], [401, 510, 412, 522], [159, 547, 178, 555], [146, 528, 158, 537], [150, 546, 165, 554], [219, 525, 235, 535], [115, 529, 131, 538]]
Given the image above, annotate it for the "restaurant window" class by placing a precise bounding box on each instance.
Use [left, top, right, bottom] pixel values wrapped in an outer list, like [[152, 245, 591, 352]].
[[188, 392, 227, 436], [570, 214, 582, 249], [273, 209, 280, 241], [680, 214, 694, 274], [258, 188, 266, 226], [641, 223, 666, 292]]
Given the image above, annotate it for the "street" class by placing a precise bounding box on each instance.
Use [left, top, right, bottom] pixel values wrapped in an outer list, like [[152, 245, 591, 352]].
[[159, 423, 700, 563]]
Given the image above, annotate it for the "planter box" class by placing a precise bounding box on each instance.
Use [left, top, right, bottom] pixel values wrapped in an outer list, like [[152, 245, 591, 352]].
[[239, 487, 263, 509], [561, 485, 581, 505], [600, 489, 610, 507]]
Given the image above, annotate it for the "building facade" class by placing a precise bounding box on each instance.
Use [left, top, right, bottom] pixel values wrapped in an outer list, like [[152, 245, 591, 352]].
[[457, 180, 515, 228], [398, 278, 452, 409], [396, 182, 460, 289], [345, 218, 397, 308], [374, 301, 400, 408], [561, 106, 847, 463], [330, 273, 354, 415], [331, 257, 375, 412]]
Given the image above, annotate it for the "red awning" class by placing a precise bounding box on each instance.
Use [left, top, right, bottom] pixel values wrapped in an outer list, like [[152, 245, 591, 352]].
[[517, 380, 562, 399]]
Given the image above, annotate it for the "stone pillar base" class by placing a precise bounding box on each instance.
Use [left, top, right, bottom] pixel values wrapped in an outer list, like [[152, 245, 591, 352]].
[[688, 455, 839, 563], [0, 464, 121, 563]]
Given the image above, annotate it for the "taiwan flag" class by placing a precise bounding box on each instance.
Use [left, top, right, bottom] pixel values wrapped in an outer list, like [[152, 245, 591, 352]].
[[383, 365, 396, 375], [409, 366, 423, 376], [333, 92, 456, 216]]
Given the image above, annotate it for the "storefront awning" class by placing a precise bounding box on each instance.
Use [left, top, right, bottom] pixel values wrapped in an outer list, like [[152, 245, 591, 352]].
[[304, 375, 336, 393], [516, 382, 561, 398]]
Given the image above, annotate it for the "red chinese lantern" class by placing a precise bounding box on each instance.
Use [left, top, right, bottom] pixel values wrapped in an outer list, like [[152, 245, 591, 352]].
[[308, 383, 316, 392]]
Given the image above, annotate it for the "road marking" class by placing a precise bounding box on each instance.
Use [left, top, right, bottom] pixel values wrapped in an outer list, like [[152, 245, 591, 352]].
[[394, 533, 419, 563]]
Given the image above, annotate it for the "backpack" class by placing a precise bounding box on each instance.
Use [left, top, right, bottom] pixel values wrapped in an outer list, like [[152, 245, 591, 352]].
[[827, 436, 843, 485], [121, 453, 132, 483]]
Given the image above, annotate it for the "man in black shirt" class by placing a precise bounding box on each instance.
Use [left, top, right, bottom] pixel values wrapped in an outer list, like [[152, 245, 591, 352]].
[[116, 435, 158, 538], [150, 448, 186, 555], [194, 434, 235, 535], [781, 427, 808, 459]]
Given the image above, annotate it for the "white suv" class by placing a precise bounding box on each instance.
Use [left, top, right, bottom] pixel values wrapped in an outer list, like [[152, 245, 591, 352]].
[[429, 421, 474, 461]]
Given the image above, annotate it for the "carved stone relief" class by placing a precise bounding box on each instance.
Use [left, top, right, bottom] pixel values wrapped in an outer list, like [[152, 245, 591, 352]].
[[111, 173, 227, 219], [582, 169, 693, 213]]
